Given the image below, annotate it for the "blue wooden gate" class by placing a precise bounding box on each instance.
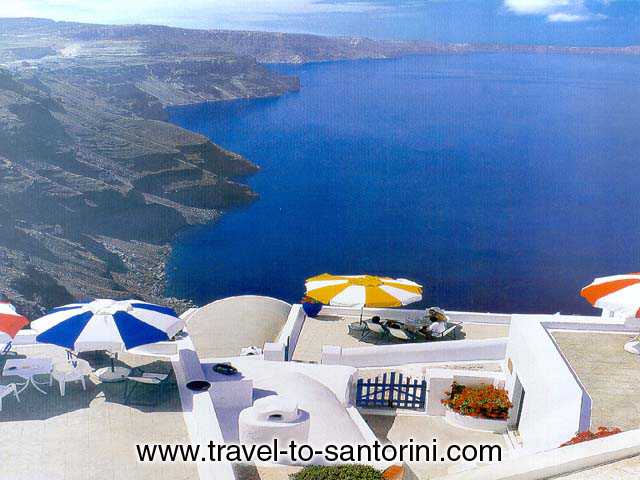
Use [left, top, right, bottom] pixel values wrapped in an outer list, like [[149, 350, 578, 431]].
[[356, 371, 427, 410]]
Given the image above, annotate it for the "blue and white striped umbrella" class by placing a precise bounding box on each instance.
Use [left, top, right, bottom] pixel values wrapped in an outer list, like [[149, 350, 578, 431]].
[[31, 299, 184, 352]]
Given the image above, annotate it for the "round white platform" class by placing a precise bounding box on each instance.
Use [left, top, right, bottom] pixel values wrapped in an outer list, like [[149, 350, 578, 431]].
[[95, 366, 131, 382]]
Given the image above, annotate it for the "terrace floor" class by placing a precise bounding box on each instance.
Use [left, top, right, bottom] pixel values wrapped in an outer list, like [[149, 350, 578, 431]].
[[364, 414, 508, 479], [0, 345, 196, 480], [551, 331, 640, 431], [293, 315, 510, 363]]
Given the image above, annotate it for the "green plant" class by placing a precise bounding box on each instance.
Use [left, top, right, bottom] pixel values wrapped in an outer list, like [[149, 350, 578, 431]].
[[290, 465, 384, 480], [442, 382, 512, 420]]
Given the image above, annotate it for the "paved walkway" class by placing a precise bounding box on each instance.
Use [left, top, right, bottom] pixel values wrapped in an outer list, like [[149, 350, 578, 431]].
[[364, 414, 507, 479]]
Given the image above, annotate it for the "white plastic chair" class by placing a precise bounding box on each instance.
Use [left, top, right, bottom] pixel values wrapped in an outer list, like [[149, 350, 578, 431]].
[[0, 383, 19, 411], [431, 322, 462, 340], [361, 321, 388, 343], [388, 326, 414, 342], [50, 359, 91, 396]]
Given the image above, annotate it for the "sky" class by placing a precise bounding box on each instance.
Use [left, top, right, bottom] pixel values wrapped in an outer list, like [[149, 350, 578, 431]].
[[1, 0, 639, 46]]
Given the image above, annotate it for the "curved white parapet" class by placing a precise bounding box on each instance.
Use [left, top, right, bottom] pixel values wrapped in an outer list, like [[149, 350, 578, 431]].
[[250, 371, 368, 460], [444, 408, 508, 434], [128, 340, 178, 358], [187, 295, 292, 358], [239, 395, 311, 463]]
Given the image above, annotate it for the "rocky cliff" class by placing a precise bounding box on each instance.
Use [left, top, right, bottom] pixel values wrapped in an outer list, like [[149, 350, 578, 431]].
[[0, 64, 266, 317]]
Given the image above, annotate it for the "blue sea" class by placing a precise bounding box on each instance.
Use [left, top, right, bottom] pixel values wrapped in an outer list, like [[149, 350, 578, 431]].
[[166, 53, 640, 315]]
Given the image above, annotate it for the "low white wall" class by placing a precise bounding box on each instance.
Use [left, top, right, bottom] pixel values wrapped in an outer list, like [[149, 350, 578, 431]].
[[275, 304, 307, 360], [12, 329, 38, 345], [128, 341, 178, 357], [426, 368, 505, 416], [321, 338, 508, 368], [263, 342, 286, 361], [444, 409, 508, 433], [505, 315, 592, 454], [174, 336, 236, 480], [187, 295, 291, 358], [318, 305, 512, 325], [440, 428, 640, 480], [208, 355, 359, 406]]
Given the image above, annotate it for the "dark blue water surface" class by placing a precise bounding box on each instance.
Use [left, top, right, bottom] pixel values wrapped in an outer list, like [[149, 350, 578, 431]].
[[166, 54, 640, 314]]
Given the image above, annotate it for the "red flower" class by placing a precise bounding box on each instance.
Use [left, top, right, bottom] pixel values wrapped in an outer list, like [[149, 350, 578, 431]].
[[441, 382, 512, 420], [560, 427, 622, 447]]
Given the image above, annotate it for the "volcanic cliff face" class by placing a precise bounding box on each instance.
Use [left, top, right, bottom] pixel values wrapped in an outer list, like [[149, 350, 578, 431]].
[[0, 63, 267, 317], [0, 18, 315, 317]]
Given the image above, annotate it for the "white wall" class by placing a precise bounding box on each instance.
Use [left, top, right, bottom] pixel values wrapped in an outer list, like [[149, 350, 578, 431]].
[[11, 329, 38, 345], [318, 305, 512, 325], [441, 428, 640, 480], [207, 355, 358, 405], [187, 295, 291, 358], [173, 336, 236, 480], [275, 304, 307, 360], [505, 315, 591, 453], [322, 338, 508, 368]]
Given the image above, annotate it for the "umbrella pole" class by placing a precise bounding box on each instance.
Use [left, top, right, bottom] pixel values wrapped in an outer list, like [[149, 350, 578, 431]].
[[111, 352, 117, 372]]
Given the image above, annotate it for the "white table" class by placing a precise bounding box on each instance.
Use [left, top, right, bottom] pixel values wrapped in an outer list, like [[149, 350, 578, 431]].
[[2, 358, 53, 395]]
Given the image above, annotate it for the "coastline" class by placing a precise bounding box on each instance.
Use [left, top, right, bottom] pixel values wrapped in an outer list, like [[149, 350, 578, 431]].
[[2, 18, 639, 316]]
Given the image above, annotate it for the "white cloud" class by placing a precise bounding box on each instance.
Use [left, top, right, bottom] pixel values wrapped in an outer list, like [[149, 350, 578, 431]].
[[504, 0, 607, 22], [547, 12, 588, 22], [0, 0, 385, 26], [505, 0, 575, 15]]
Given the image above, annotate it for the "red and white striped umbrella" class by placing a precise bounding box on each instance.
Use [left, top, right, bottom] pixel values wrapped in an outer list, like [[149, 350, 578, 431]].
[[0, 299, 29, 340], [581, 273, 640, 317], [0, 298, 29, 342]]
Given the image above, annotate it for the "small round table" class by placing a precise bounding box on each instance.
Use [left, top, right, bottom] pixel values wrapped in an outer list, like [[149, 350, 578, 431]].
[[2, 358, 52, 395]]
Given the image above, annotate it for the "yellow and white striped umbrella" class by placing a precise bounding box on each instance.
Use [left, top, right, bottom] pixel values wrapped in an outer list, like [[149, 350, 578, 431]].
[[304, 274, 423, 308]]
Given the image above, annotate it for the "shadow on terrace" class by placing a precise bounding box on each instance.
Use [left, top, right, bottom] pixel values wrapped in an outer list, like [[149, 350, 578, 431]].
[[0, 345, 181, 423]]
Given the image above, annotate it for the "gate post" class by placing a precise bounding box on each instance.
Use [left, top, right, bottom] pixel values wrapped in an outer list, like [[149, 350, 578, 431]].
[[419, 380, 427, 410], [356, 378, 363, 407]]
